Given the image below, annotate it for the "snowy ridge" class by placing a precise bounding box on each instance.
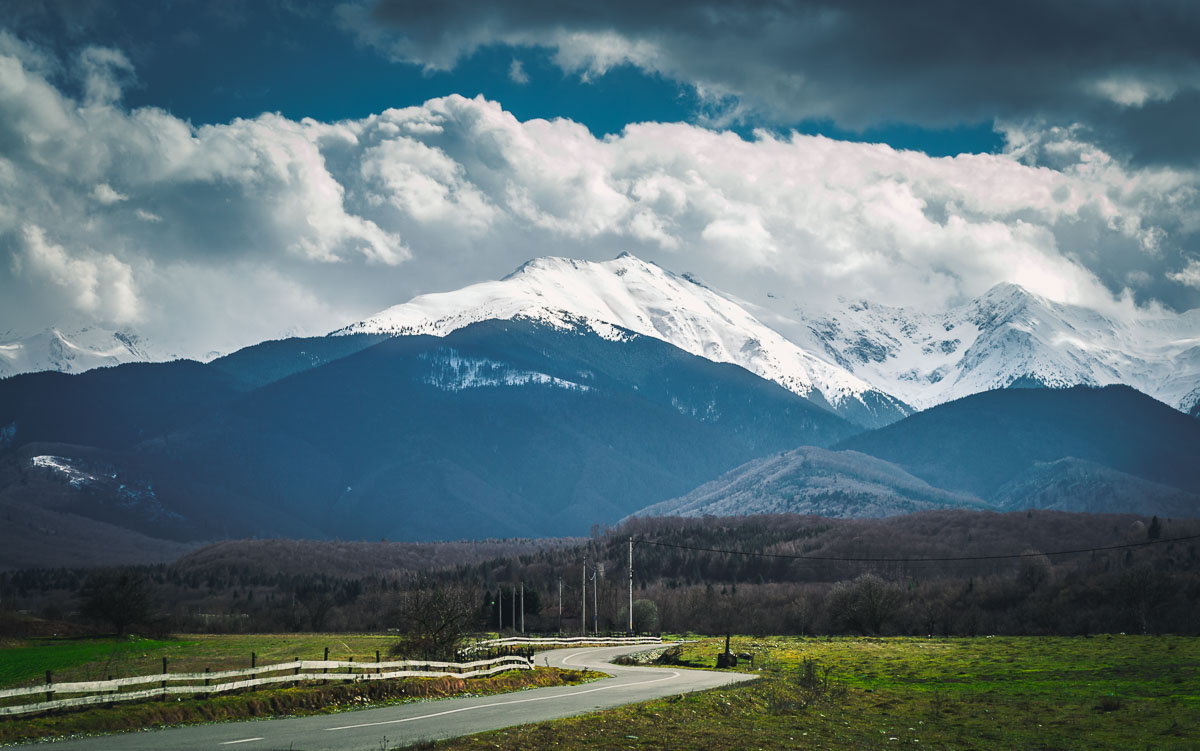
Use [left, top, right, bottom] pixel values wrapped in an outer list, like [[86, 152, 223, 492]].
[[11, 257, 1194, 421], [0, 325, 166, 379], [336, 253, 909, 424], [782, 283, 1200, 412]]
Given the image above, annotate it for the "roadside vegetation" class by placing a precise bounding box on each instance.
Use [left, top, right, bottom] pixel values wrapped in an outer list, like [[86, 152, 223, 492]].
[[426, 635, 1199, 751]]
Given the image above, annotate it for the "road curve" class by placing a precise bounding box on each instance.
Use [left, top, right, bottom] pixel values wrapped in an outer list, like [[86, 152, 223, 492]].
[[10, 644, 756, 751]]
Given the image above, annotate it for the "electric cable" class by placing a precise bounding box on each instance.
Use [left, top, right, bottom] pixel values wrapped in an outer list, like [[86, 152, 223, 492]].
[[631, 532, 1200, 563]]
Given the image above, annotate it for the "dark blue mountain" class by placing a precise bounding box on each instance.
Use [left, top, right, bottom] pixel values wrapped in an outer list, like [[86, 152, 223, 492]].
[[207, 333, 387, 390], [140, 319, 857, 540], [0, 360, 239, 453], [836, 385, 1200, 503], [0, 319, 857, 560]]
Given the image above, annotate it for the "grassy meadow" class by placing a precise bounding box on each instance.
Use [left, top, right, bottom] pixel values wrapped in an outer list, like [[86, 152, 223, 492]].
[[433, 634, 1199, 751], [0, 633, 401, 689]]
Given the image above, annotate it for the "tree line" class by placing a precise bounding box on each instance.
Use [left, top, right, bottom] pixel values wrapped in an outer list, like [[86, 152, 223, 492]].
[[2, 510, 1197, 640]]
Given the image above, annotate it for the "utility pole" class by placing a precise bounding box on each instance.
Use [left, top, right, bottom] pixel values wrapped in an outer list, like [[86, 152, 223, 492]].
[[592, 569, 598, 635], [581, 559, 586, 637], [520, 582, 525, 634], [628, 537, 634, 634], [511, 587, 516, 631], [558, 577, 563, 634]]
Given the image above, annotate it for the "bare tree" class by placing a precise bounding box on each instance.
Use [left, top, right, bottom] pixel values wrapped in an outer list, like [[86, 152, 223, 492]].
[[1016, 550, 1052, 591], [78, 569, 152, 635], [1117, 564, 1172, 635], [389, 581, 479, 660], [826, 573, 900, 635], [293, 583, 336, 631]]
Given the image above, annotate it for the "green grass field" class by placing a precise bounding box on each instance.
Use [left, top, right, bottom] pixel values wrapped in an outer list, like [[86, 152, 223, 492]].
[[434, 635, 1200, 751], [0, 633, 401, 688]]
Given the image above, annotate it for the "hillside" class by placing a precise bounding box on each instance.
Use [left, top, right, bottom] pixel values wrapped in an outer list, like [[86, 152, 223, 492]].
[[174, 537, 581, 579], [207, 333, 388, 390], [632, 446, 989, 519], [835, 385, 1200, 502], [992, 458, 1200, 517], [0, 360, 240, 452], [141, 319, 855, 541]]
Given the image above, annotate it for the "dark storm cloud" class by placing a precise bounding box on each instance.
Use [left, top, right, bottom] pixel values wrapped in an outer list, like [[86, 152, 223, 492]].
[[353, 0, 1200, 165]]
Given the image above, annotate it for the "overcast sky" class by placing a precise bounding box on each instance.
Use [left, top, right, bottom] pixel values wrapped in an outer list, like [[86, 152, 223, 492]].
[[2, 0, 1198, 356]]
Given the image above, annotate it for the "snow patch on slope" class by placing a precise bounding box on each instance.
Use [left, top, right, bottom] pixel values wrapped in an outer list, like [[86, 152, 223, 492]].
[[32, 455, 102, 489], [29, 454, 182, 522], [419, 350, 590, 392]]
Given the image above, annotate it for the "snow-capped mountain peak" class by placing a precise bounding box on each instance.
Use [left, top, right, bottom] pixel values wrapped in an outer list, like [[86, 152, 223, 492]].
[[336, 253, 912, 427], [783, 282, 1200, 413], [0, 325, 161, 380]]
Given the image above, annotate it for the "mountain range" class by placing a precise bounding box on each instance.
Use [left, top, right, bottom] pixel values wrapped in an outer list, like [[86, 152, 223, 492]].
[[773, 283, 1200, 414], [0, 317, 855, 566], [2, 253, 1198, 568], [634, 385, 1200, 521], [6, 254, 1199, 423], [0, 325, 176, 380]]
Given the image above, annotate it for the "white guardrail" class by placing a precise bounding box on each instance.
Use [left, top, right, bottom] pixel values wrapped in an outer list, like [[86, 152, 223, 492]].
[[0, 655, 532, 717], [464, 635, 663, 652]]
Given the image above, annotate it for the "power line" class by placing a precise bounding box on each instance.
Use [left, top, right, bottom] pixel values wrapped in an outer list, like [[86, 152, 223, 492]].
[[632, 533, 1200, 564]]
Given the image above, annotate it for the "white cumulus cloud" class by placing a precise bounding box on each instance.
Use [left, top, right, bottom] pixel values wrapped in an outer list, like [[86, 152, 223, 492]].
[[2, 34, 1198, 362], [18, 224, 139, 323], [1169, 258, 1200, 290], [92, 183, 127, 204]]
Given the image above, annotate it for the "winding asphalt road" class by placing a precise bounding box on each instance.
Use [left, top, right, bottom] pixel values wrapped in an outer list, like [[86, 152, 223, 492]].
[[11, 644, 756, 750]]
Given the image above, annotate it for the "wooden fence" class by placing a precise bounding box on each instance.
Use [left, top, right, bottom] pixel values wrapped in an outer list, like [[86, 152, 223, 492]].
[[0, 654, 532, 717]]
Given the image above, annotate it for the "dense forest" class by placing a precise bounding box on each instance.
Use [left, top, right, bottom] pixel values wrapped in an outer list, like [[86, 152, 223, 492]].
[[2, 511, 1197, 638]]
